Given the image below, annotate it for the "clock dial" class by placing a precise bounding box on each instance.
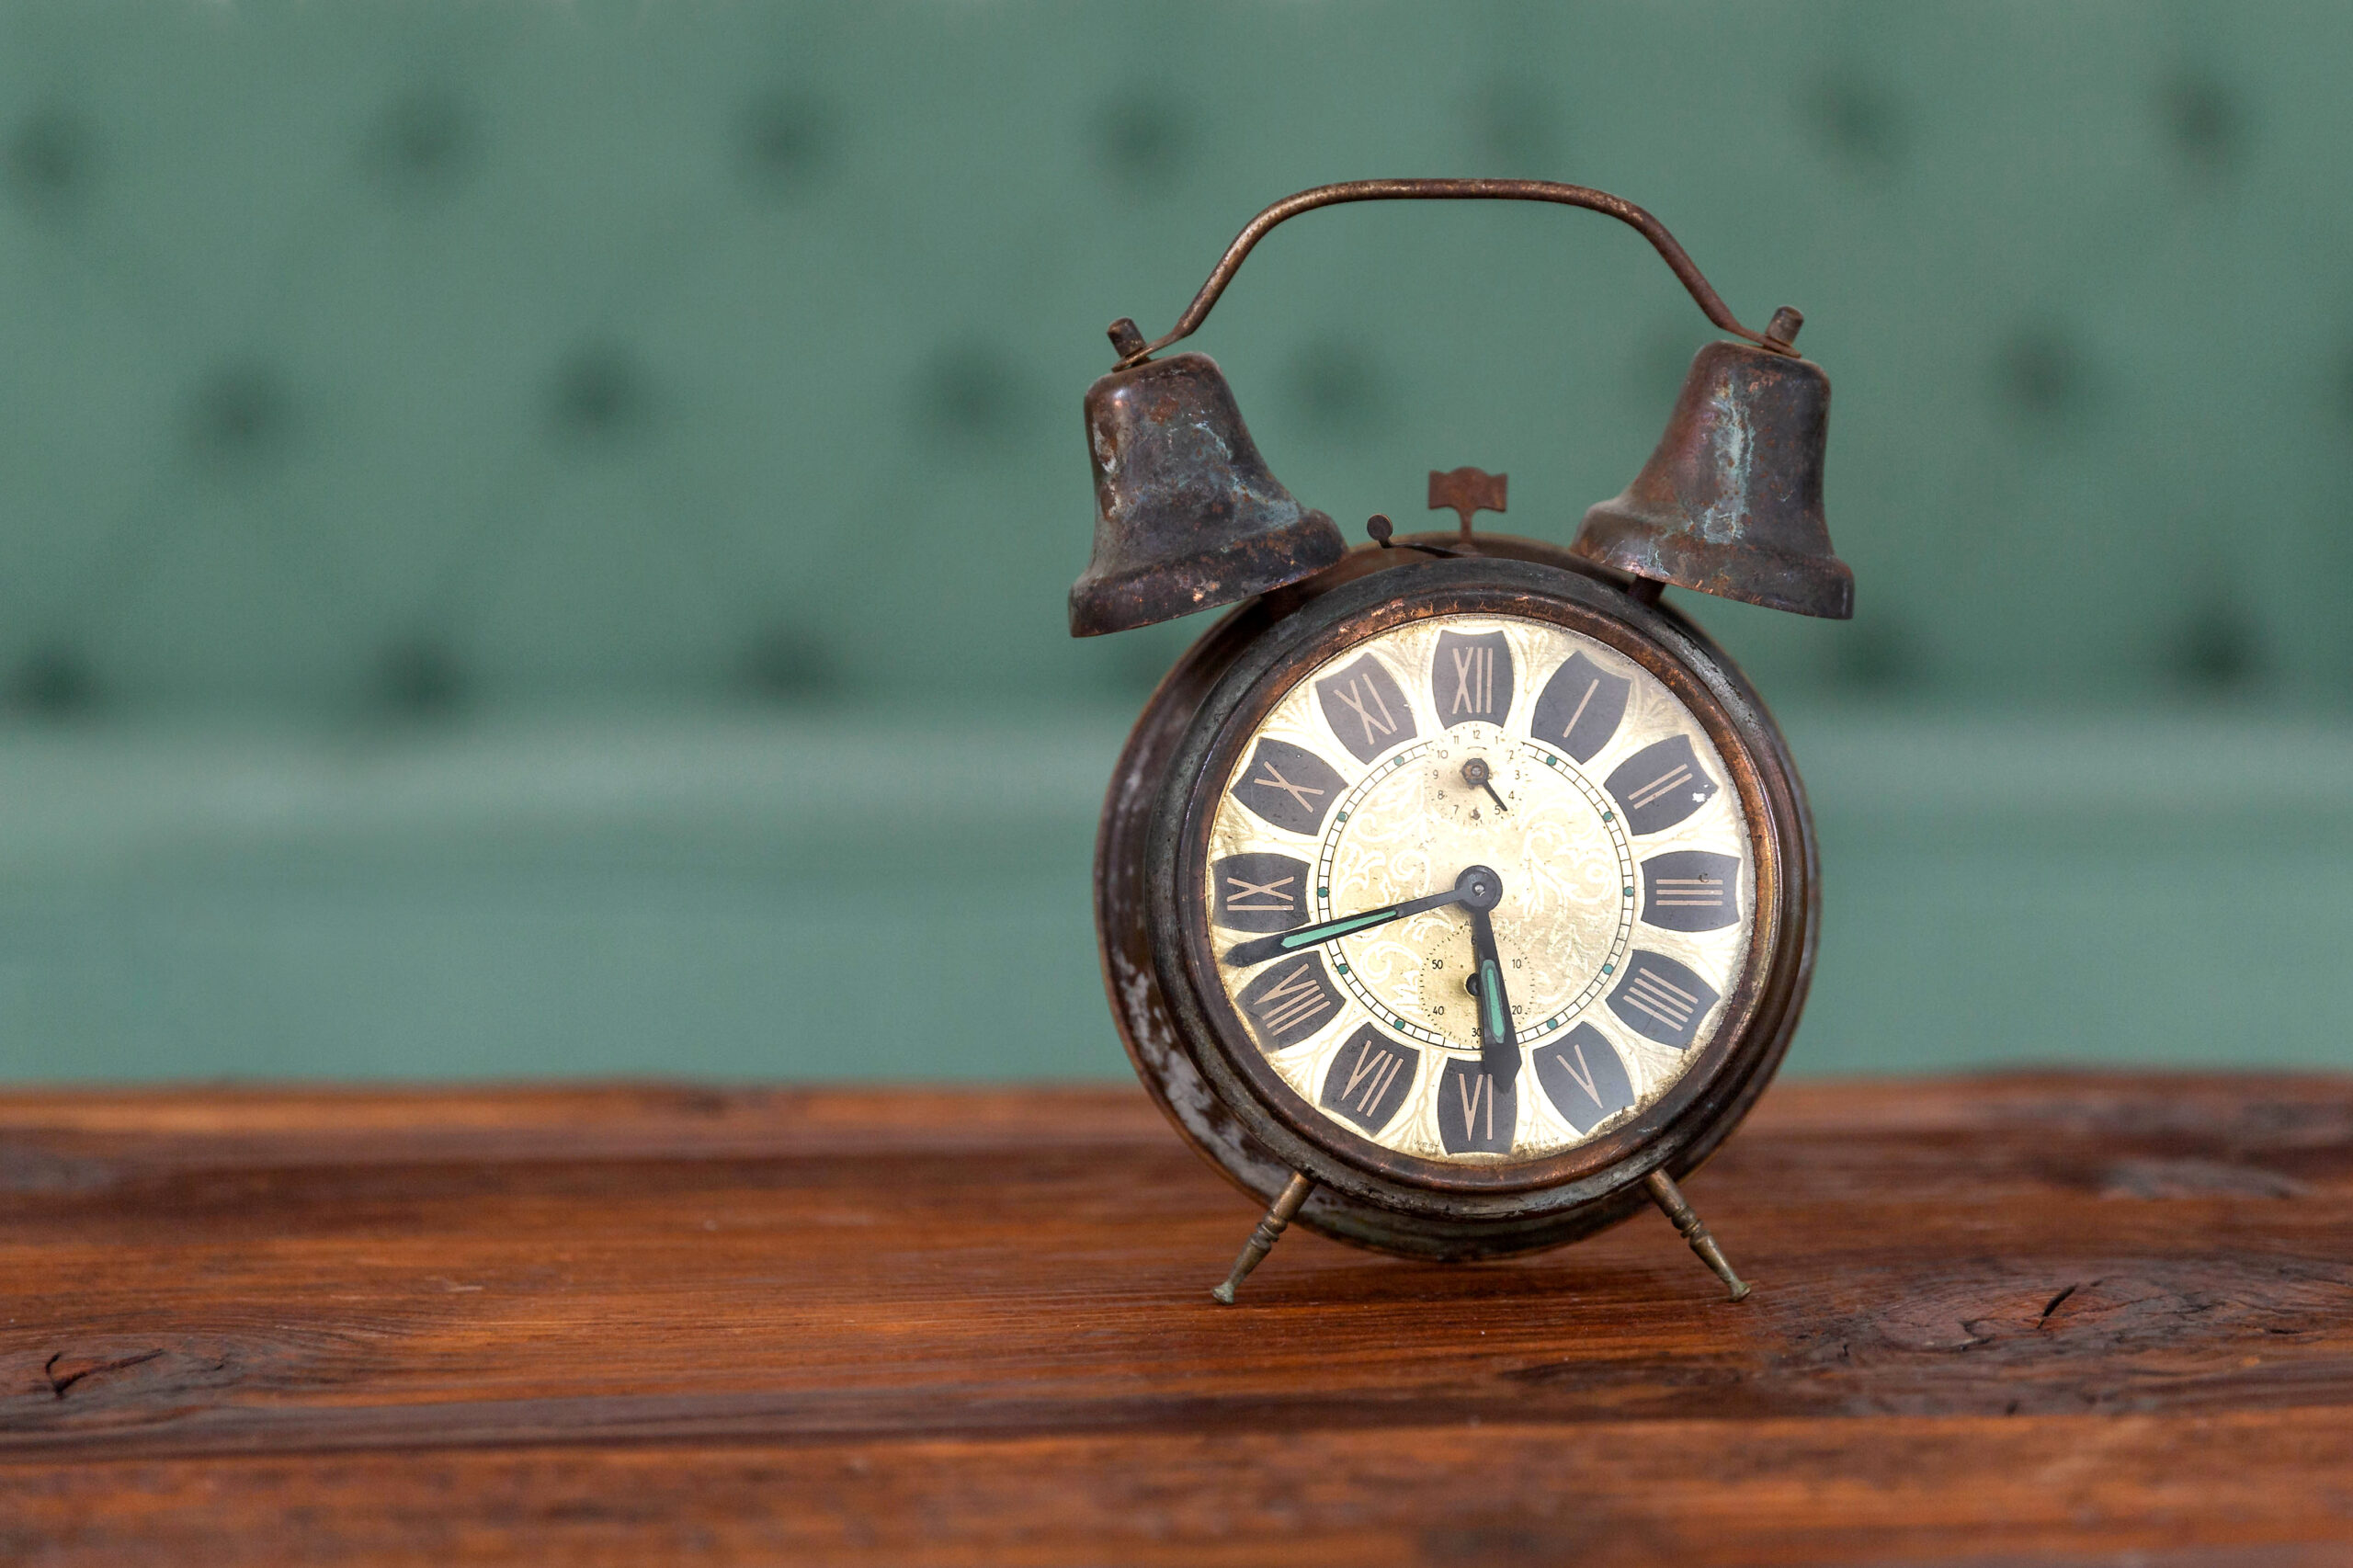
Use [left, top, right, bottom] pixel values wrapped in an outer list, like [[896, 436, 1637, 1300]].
[[1200, 612, 1757, 1166]]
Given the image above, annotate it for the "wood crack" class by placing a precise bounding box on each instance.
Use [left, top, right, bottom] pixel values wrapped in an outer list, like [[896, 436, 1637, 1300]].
[[44, 1348, 164, 1399]]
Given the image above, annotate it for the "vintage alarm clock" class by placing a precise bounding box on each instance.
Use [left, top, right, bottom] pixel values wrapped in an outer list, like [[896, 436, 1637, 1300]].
[[1074, 180, 1853, 1304]]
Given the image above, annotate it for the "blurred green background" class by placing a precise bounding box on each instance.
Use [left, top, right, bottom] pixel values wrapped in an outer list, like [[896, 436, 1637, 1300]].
[[1, 1, 2348, 1082]]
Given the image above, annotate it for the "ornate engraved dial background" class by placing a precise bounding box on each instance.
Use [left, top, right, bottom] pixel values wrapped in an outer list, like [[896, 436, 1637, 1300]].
[[1202, 612, 1756, 1165]]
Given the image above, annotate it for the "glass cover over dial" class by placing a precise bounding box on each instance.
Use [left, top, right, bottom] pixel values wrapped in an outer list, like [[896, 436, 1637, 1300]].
[[1202, 612, 1756, 1165]]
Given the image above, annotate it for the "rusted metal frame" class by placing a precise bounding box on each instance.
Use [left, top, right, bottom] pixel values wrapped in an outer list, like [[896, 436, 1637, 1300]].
[[1112, 178, 1786, 369]]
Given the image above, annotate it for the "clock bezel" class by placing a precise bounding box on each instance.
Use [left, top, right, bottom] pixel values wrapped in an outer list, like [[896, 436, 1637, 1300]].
[[1164, 556, 1788, 1195], [1108, 543, 1817, 1252]]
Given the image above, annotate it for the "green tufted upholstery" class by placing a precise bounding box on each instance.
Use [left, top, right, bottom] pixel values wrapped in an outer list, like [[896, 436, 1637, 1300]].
[[1, 3, 2347, 1079]]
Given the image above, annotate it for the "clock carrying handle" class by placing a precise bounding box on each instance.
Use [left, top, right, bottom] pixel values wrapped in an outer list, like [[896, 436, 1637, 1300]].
[[1108, 177, 1793, 369]]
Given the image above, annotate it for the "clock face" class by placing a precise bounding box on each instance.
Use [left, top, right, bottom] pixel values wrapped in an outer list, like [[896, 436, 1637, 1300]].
[[1198, 611, 1757, 1168]]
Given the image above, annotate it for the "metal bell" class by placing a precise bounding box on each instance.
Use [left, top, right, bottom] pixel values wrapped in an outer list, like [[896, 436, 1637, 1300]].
[[1070, 352, 1345, 637], [1574, 339, 1854, 619]]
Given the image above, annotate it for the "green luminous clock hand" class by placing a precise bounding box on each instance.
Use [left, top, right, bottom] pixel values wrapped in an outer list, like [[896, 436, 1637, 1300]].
[[1222, 865, 1497, 968], [1462, 899, 1519, 1087], [1222, 887, 1458, 967]]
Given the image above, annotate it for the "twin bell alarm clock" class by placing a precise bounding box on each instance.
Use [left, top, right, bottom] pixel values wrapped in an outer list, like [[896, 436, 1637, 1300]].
[[1070, 180, 1853, 1304]]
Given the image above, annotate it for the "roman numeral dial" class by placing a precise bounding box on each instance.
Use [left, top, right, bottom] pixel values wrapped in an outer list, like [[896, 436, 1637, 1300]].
[[1200, 610, 1756, 1168], [1232, 740, 1346, 836], [1531, 1025, 1637, 1133], [1640, 851, 1741, 933], [1235, 953, 1345, 1053], [1608, 951, 1721, 1050]]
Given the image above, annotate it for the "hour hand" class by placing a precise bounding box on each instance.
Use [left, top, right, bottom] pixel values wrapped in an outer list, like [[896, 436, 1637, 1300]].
[[1222, 865, 1495, 968]]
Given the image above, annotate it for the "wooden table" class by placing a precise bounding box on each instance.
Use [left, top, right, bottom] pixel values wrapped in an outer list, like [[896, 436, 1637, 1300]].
[[2, 1074, 2349, 1565]]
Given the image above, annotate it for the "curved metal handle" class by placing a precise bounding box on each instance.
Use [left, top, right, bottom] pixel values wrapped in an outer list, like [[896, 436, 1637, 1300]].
[[1111, 177, 1794, 369]]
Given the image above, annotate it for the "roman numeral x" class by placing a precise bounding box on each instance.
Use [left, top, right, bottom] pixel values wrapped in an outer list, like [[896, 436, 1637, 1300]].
[[1224, 875, 1298, 912]]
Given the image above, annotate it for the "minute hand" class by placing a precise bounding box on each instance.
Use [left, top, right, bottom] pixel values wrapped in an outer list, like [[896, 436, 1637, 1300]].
[[1222, 886, 1468, 968], [1465, 903, 1520, 1086]]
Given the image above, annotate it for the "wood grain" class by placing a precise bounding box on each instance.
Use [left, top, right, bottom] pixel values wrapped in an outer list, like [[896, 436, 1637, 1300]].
[[2, 1074, 2350, 1564]]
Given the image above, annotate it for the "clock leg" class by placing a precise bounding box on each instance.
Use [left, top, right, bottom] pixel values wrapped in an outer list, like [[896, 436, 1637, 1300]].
[[1211, 1171, 1315, 1305], [1644, 1169, 1753, 1301]]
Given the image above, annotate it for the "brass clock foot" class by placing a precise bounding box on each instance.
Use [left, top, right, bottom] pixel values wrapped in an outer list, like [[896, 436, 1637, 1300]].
[[1211, 1172, 1314, 1304], [1644, 1169, 1752, 1301]]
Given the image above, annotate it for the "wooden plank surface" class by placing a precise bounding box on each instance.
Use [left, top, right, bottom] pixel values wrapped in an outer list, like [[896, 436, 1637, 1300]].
[[2, 1074, 2350, 1564]]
